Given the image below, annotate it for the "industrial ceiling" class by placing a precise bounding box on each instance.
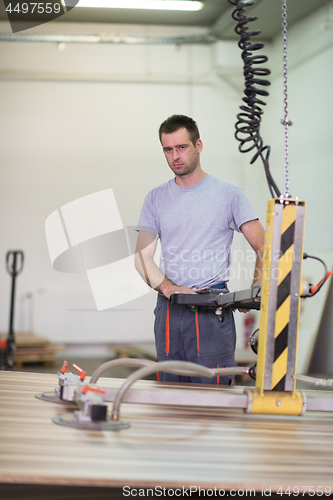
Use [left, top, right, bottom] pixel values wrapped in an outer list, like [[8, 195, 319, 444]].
[[0, 0, 330, 41]]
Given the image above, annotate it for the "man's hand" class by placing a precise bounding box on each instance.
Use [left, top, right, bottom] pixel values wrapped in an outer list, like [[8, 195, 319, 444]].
[[160, 282, 199, 300], [135, 233, 199, 300]]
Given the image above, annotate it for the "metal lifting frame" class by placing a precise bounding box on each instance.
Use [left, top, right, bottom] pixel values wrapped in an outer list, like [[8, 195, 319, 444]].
[[249, 197, 306, 415]]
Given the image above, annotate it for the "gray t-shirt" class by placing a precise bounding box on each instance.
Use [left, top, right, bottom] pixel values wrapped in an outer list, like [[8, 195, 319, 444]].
[[136, 174, 257, 289]]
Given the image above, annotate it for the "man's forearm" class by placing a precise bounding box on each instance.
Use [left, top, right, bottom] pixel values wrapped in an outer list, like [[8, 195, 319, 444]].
[[240, 219, 265, 287], [252, 250, 264, 286], [135, 252, 197, 299], [135, 251, 166, 291]]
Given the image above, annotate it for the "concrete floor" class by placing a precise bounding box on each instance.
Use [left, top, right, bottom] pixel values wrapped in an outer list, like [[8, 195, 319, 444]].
[[8, 344, 331, 389], [14, 349, 157, 380]]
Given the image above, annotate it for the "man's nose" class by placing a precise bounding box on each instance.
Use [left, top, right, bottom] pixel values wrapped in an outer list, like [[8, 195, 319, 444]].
[[172, 148, 180, 160]]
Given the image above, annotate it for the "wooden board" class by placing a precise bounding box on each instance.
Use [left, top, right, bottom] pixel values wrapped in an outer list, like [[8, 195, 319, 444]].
[[1, 371, 333, 494], [0, 332, 64, 368], [0, 332, 52, 347]]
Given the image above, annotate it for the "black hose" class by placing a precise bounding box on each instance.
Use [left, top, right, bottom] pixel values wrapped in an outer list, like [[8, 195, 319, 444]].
[[229, 0, 281, 198], [302, 253, 329, 298]]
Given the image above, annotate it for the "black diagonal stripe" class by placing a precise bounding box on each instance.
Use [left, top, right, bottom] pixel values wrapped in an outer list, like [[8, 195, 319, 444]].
[[280, 220, 295, 256], [274, 325, 289, 361], [273, 374, 286, 392], [277, 271, 291, 309]]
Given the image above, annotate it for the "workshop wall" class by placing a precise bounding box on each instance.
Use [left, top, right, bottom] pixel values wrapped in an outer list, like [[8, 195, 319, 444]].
[[0, 23, 255, 350]]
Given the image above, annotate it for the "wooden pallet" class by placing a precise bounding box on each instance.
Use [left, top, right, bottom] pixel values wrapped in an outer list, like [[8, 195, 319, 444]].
[[0, 332, 63, 369]]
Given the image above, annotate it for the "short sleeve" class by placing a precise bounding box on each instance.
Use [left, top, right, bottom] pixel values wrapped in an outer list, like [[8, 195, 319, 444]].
[[136, 190, 159, 237], [228, 187, 258, 232]]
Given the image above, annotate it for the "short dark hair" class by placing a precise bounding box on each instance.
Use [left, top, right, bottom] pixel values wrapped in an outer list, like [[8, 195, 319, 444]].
[[158, 115, 200, 145]]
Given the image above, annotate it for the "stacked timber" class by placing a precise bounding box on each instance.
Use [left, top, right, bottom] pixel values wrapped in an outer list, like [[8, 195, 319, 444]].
[[0, 331, 63, 368]]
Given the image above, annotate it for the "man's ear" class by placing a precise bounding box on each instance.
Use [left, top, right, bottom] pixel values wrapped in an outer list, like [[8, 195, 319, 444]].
[[197, 139, 203, 153]]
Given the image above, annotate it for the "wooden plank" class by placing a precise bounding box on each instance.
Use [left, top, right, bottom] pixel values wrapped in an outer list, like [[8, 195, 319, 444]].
[[0, 332, 64, 368], [0, 371, 333, 492], [14, 347, 61, 357], [0, 332, 52, 348]]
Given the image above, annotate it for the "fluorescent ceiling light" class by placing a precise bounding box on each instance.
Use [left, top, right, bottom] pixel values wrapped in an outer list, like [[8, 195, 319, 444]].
[[74, 1, 204, 11]]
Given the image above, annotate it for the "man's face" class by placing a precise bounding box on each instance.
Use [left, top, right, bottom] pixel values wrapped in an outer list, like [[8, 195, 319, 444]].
[[161, 128, 203, 177]]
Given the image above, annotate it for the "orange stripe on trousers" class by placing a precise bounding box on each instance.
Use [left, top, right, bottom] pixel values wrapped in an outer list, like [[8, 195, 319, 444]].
[[166, 300, 170, 356], [195, 310, 199, 355], [217, 363, 220, 385]]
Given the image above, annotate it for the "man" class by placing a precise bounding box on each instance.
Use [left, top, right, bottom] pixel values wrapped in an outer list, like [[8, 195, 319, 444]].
[[135, 115, 265, 385]]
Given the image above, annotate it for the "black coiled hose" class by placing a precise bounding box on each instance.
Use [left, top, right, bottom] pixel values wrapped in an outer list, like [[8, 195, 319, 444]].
[[229, 0, 281, 198]]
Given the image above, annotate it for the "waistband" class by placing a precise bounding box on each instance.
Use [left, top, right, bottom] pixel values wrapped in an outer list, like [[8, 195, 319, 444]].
[[210, 282, 228, 290]]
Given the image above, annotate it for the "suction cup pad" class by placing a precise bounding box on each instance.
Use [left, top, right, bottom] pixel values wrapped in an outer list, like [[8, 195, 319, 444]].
[[35, 392, 75, 405], [52, 413, 130, 431]]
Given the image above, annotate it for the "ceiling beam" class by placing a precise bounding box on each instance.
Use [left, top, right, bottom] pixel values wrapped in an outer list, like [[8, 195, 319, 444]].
[[209, 0, 269, 37]]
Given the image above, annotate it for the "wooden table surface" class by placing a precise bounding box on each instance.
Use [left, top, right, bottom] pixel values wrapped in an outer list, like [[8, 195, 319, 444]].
[[1, 370, 333, 494]]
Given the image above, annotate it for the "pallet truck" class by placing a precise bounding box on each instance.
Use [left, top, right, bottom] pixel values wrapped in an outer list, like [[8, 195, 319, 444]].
[[0, 251, 24, 370]]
